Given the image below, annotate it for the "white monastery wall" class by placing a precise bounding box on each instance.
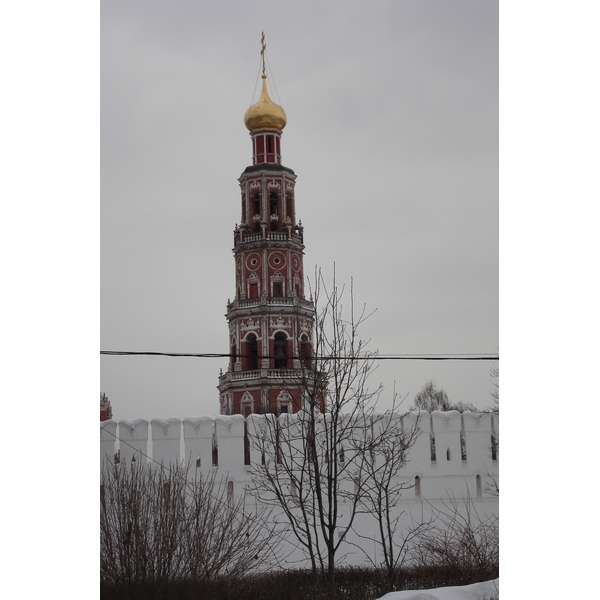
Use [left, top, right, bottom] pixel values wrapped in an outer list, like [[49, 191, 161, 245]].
[[101, 410, 498, 569], [101, 410, 498, 501]]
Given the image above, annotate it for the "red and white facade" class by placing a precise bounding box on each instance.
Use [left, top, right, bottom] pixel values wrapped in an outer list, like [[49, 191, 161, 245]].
[[218, 79, 317, 416]]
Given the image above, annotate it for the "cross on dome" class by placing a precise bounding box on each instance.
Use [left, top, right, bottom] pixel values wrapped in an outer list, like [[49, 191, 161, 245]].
[[244, 33, 287, 132]]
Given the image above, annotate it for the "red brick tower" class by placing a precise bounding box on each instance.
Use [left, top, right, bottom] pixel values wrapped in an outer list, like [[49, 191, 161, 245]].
[[100, 392, 113, 421], [218, 42, 317, 416]]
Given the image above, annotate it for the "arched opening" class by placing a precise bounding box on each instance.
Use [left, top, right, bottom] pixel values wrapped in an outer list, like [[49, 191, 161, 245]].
[[415, 476, 421, 500], [274, 332, 288, 369], [253, 193, 261, 231], [270, 192, 278, 230], [244, 333, 258, 371], [301, 334, 312, 369], [230, 337, 237, 371], [476, 474, 482, 499], [286, 195, 294, 225]]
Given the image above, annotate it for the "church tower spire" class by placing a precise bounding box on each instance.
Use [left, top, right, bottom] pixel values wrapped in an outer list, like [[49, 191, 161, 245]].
[[243, 34, 287, 165], [218, 37, 318, 417]]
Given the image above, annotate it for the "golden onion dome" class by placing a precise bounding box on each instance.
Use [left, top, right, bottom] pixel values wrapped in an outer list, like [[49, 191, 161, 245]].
[[244, 75, 287, 132]]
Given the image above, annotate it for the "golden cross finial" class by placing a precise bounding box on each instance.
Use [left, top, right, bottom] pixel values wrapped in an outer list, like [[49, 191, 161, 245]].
[[261, 31, 266, 77]]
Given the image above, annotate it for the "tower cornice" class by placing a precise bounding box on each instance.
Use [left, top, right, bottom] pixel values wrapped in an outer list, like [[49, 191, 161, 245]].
[[239, 164, 296, 178]]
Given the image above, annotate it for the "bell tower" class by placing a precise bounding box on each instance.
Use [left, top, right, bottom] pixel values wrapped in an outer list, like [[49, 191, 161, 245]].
[[218, 37, 318, 416]]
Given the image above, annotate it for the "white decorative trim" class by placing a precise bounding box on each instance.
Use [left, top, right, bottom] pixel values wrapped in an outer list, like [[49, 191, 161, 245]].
[[241, 317, 260, 331], [276, 390, 293, 414], [270, 315, 292, 329], [299, 318, 312, 333], [240, 391, 254, 415]]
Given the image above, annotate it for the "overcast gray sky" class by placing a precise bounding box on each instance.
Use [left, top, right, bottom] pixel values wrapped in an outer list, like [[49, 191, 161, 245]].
[[100, 0, 499, 420]]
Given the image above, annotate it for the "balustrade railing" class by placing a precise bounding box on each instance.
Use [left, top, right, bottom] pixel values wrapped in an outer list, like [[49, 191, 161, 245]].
[[234, 231, 303, 245], [228, 296, 314, 311], [219, 368, 307, 383]]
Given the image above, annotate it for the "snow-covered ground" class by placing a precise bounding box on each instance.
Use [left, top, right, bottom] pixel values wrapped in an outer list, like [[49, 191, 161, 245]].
[[378, 578, 499, 600]]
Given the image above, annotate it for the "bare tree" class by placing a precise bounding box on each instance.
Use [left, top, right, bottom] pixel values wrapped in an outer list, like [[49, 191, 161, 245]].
[[410, 494, 499, 575], [100, 460, 188, 583], [248, 270, 386, 595], [354, 408, 430, 592], [411, 380, 477, 413], [100, 460, 280, 584]]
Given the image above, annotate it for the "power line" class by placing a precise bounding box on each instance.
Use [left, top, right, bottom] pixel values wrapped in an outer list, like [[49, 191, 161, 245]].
[[101, 350, 498, 361]]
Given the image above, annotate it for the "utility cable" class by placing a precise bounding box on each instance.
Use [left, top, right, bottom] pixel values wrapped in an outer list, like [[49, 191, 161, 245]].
[[101, 350, 499, 361]]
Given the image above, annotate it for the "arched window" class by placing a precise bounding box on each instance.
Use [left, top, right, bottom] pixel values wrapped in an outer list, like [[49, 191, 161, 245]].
[[415, 476, 421, 500], [476, 474, 482, 499], [274, 332, 288, 369]]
